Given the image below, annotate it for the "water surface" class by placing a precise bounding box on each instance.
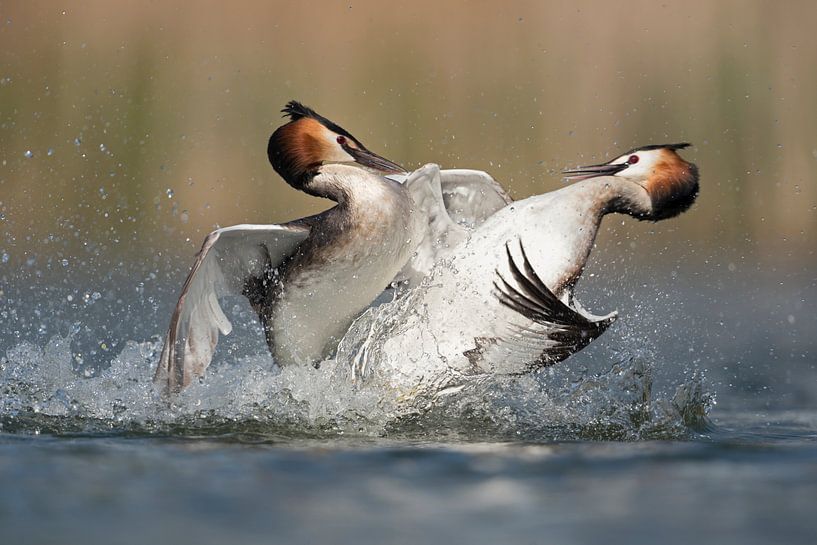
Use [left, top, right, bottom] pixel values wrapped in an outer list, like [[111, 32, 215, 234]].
[[1, 410, 816, 545], [1, 266, 816, 544]]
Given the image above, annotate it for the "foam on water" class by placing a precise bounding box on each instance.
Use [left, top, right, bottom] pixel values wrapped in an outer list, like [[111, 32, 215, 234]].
[[0, 323, 712, 439]]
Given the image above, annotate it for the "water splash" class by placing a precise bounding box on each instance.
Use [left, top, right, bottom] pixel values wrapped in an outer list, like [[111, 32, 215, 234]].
[[0, 326, 712, 440]]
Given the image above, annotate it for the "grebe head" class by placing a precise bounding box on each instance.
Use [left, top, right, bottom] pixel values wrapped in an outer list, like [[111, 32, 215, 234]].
[[267, 100, 405, 191], [563, 143, 699, 220]]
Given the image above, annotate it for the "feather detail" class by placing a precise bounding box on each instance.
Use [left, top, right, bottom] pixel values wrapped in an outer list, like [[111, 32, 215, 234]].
[[489, 239, 617, 371]]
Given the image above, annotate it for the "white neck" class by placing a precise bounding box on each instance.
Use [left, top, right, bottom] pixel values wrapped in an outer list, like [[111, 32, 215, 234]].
[[304, 164, 386, 206], [270, 164, 416, 366], [565, 177, 653, 219], [476, 176, 654, 297]]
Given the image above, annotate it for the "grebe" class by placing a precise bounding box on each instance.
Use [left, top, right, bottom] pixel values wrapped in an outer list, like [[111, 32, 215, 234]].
[[155, 102, 413, 392], [155, 102, 511, 392], [346, 144, 699, 396]]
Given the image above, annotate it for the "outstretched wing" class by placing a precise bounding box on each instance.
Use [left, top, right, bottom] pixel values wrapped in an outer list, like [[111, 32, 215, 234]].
[[398, 164, 469, 284], [388, 168, 512, 227], [438, 169, 513, 227], [154, 223, 309, 393], [466, 240, 617, 374], [395, 165, 513, 285]]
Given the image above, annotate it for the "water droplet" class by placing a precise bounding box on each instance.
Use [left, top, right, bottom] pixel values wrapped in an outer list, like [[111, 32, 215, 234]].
[[60, 258, 69, 267], [91, 291, 101, 300], [1, 252, 8, 263], [47, 148, 54, 156], [66, 294, 73, 301], [99, 143, 107, 153], [74, 137, 81, 146], [166, 188, 174, 198], [23, 150, 33, 158]]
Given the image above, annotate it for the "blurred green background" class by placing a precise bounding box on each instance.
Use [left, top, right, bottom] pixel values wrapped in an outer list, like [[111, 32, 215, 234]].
[[0, 0, 815, 270]]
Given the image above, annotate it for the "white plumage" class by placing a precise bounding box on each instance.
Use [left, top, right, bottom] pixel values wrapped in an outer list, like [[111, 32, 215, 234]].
[[155, 103, 698, 399]]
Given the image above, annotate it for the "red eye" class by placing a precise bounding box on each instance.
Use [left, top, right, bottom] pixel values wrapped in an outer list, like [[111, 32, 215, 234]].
[[336, 135, 347, 145], [628, 155, 639, 164]]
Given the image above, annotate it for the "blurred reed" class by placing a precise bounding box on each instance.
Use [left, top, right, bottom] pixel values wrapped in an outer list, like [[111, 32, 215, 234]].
[[0, 0, 815, 271]]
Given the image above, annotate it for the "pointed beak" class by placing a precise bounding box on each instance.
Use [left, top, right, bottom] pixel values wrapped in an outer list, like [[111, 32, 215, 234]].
[[347, 147, 406, 174], [562, 162, 628, 182]]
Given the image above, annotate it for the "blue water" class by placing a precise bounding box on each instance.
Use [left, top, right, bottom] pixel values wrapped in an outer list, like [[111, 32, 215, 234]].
[[1, 260, 816, 545], [1, 412, 816, 545]]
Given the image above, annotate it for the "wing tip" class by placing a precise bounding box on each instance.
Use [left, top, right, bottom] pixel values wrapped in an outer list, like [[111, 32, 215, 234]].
[[153, 336, 187, 395], [492, 238, 617, 369]]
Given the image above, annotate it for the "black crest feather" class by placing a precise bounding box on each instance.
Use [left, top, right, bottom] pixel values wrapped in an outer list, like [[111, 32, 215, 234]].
[[279, 100, 356, 141], [281, 100, 318, 121], [623, 142, 691, 156]]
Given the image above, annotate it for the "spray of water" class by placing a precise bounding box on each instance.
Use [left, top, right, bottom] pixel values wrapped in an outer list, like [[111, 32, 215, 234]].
[[0, 314, 712, 440]]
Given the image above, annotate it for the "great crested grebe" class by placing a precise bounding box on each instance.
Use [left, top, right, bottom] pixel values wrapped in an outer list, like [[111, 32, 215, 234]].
[[347, 144, 699, 396], [154, 102, 414, 392], [154, 102, 510, 392]]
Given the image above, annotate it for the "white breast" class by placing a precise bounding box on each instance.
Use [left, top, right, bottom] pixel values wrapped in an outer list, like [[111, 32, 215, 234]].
[[271, 175, 421, 366]]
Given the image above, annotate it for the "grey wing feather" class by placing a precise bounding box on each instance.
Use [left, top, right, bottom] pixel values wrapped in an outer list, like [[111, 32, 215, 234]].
[[154, 223, 309, 393], [438, 169, 513, 227], [476, 240, 617, 373], [398, 164, 469, 284], [390, 167, 511, 228], [397, 165, 512, 286]]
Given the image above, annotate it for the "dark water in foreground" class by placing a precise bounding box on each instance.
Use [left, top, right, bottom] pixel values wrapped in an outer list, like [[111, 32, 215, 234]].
[[1, 410, 816, 545], [1, 262, 815, 544]]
